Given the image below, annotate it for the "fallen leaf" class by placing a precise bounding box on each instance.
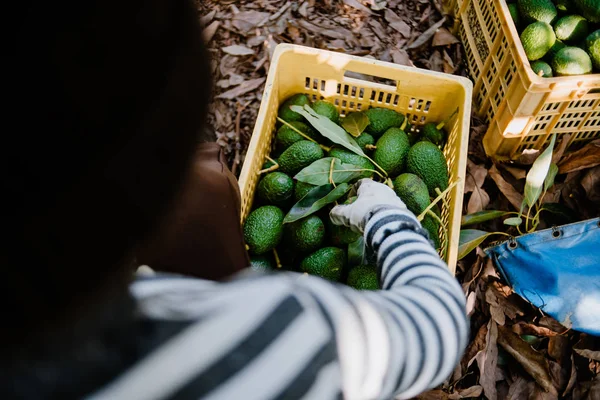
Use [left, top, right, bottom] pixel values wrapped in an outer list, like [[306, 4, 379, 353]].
[[247, 36, 267, 47], [465, 161, 487, 192], [506, 375, 532, 400], [515, 149, 541, 166], [202, 21, 220, 43], [222, 45, 255, 56], [561, 355, 577, 397], [581, 165, 600, 202], [529, 383, 559, 400], [343, 0, 374, 14], [497, 325, 558, 396], [298, 2, 309, 18], [468, 188, 490, 214], [489, 164, 525, 210], [466, 291, 477, 316], [390, 48, 414, 66], [297, 20, 351, 40], [407, 17, 447, 49], [216, 77, 266, 100], [549, 359, 569, 392], [463, 323, 488, 372], [199, 10, 216, 27], [512, 323, 558, 337], [369, 0, 387, 11], [502, 165, 528, 180], [385, 9, 411, 37], [443, 50, 455, 73], [573, 336, 600, 361], [232, 11, 271, 33], [548, 335, 570, 363], [476, 320, 498, 400], [552, 134, 571, 165], [458, 385, 483, 398], [432, 27, 460, 46], [558, 139, 600, 174]]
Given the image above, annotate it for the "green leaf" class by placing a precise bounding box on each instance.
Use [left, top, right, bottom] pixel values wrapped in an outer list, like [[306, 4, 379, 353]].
[[461, 210, 511, 226], [347, 236, 365, 267], [341, 112, 370, 137], [524, 133, 556, 208], [503, 217, 523, 226], [544, 163, 559, 192], [290, 105, 366, 157], [284, 183, 351, 224], [295, 158, 364, 185], [458, 229, 495, 260]]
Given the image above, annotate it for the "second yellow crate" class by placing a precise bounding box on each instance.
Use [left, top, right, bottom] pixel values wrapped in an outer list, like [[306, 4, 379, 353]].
[[238, 44, 472, 274], [452, 0, 600, 160]]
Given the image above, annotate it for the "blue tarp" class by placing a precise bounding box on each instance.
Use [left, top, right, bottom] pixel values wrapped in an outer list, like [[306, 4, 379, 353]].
[[486, 218, 600, 336]]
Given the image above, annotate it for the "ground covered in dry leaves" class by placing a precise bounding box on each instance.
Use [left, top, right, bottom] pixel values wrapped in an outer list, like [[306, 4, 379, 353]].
[[197, 1, 599, 399]]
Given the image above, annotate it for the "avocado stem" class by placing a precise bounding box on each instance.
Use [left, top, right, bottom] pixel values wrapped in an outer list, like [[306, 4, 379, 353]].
[[437, 108, 459, 130], [401, 118, 408, 131], [416, 180, 460, 222], [277, 117, 329, 151], [273, 248, 282, 269], [329, 158, 337, 187], [257, 164, 280, 175], [365, 144, 377, 150]]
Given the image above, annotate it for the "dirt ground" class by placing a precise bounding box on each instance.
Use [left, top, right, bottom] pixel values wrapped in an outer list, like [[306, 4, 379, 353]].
[[197, 1, 600, 399]]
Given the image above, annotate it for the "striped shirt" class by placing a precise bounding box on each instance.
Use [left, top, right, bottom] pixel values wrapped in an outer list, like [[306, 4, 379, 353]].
[[88, 207, 468, 400]]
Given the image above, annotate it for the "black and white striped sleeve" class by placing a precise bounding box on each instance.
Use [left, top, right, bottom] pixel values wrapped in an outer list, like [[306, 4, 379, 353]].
[[289, 206, 469, 400]]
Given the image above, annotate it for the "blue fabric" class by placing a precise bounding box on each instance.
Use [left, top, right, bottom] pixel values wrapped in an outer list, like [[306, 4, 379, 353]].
[[486, 218, 600, 336]]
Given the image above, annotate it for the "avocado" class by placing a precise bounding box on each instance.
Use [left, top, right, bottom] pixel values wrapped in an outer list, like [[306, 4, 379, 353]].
[[585, 30, 600, 70], [312, 100, 340, 124], [421, 214, 441, 250], [364, 108, 405, 138], [545, 40, 567, 62], [393, 173, 431, 215], [278, 140, 324, 176], [286, 215, 326, 253], [421, 122, 446, 145], [521, 21, 556, 60], [328, 220, 361, 246], [257, 172, 294, 206], [373, 127, 411, 177], [244, 206, 284, 255], [573, 0, 600, 23], [329, 147, 375, 179], [406, 141, 449, 196], [275, 121, 319, 151], [554, 15, 589, 43], [518, 0, 557, 24], [250, 255, 274, 272], [294, 181, 316, 201], [300, 247, 345, 281], [508, 3, 521, 28], [530, 60, 554, 77], [278, 93, 312, 122], [347, 265, 379, 290], [552, 46, 593, 75], [355, 132, 375, 151]]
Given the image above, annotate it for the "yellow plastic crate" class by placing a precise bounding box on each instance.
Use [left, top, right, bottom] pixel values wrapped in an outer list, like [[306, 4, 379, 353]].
[[452, 0, 600, 159], [238, 44, 472, 274]]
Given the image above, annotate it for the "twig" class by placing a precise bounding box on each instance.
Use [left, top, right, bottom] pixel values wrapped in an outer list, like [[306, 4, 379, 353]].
[[273, 248, 282, 269], [417, 180, 460, 221]]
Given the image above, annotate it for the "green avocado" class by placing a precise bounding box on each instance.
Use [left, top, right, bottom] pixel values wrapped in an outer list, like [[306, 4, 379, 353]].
[[278, 140, 324, 176], [243, 206, 284, 255], [406, 141, 449, 196], [300, 247, 346, 281], [373, 127, 411, 177]]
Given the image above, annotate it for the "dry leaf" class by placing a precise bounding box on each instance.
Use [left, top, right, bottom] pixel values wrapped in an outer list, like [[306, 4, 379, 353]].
[[343, 0, 374, 14], [558, 139, 600, 174], [506, 375, 532, 400], [369, 0, 387, 11], [417, 390, 449, 400], [529, 384, 559, 400], [581, 165, 600, 202], [515, 149, 541, 166], [552, 134, 571, 165], [222, 45, 255, 56], [200, 10, 216, 27], [232, 11, 271, 32], [432, 27, 460, 46], [216, 77, 266, 100], [390, 48, 413, 66], [458, 385, 483, 398], [202, 21, 220, 43], [407, 17, 446, 49], [573, 348, 600, 362], [489, 164, 525, 210], [443, 50, 455, 74], [512, 323, 558, 338], [502, 165, 528, 180], [497, 325, 558, 396], [463, 323, 488, 371], [548, 335, 570, 363], [563, 355, 578, 397], [297, 20, 351, 40], [385, 9, 411, 37], [476, 320, 498, 400], [466, 291, 477, 316]]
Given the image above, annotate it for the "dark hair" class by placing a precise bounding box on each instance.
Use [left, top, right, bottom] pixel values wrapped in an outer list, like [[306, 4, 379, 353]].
[[2, 0, 212, 351]]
